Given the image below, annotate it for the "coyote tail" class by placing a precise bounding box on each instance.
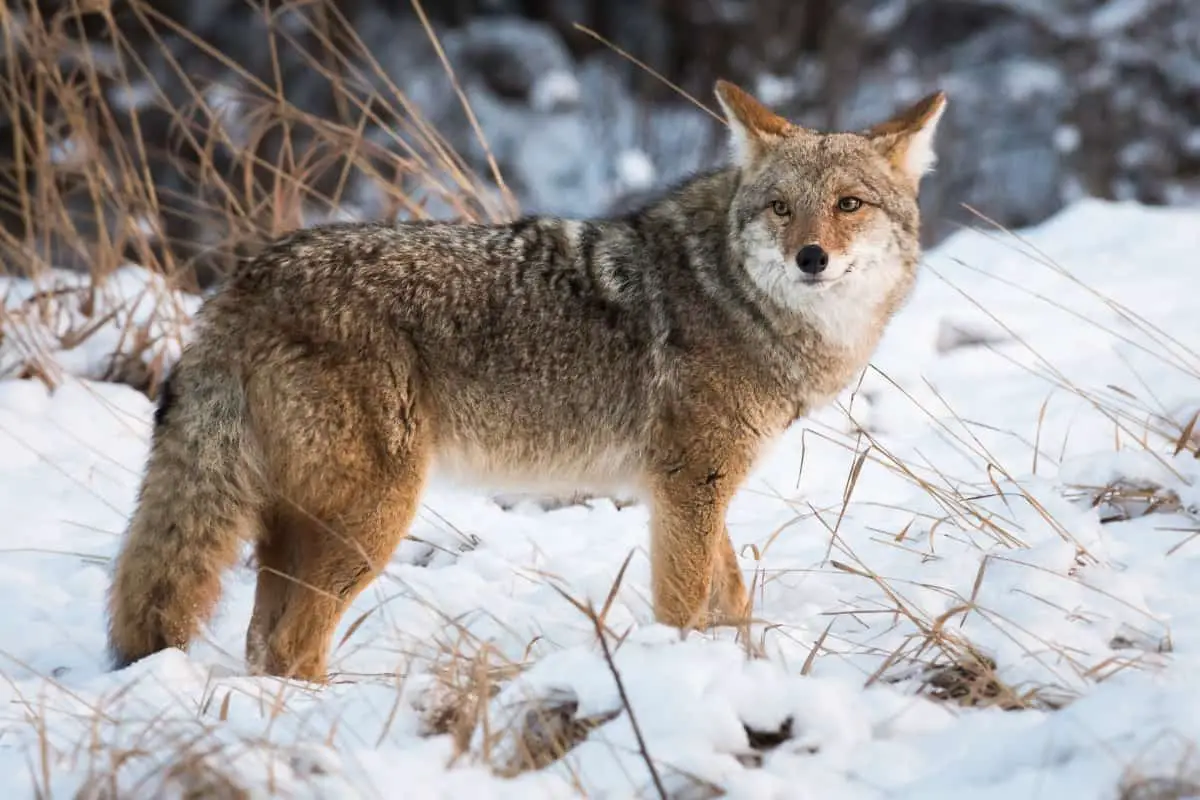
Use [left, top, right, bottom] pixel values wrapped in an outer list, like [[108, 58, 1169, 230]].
[[107, 365, 264, 669]]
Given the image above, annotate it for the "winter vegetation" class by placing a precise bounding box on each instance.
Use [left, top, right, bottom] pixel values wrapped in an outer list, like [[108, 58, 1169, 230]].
[[1, 1, 1199, 797]]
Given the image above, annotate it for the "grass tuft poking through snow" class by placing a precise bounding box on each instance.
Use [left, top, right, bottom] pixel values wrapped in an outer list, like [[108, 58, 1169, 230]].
[[1, 266, 200, 393]]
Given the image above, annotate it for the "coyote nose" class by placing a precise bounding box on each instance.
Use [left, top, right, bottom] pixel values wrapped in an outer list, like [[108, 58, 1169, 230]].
[[796, 244, 829, 275]]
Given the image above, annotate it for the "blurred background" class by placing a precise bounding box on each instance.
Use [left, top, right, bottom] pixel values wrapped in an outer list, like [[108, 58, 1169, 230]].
[[2, 0, 1198, 289]]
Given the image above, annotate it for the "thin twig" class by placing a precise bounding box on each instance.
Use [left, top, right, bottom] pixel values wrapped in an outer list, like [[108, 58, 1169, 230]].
[[588, 603, 667, 800]]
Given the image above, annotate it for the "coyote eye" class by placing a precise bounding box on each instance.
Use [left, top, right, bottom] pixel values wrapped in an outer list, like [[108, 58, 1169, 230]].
[[770, 199, 790, 217], [837, 196, 863, 213]]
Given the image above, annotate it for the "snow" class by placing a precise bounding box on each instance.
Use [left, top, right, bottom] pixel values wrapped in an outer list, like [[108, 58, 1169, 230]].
[[106, 79, 156, 112], [1053, 124, 1082, 153], [754, 74, 797, 107], [1, 266, 200, 387], [529, 71, 582, 113], [1090, 0, 1156, 36], [615, 149, 656, 193], [1, 198, 1199, 796]]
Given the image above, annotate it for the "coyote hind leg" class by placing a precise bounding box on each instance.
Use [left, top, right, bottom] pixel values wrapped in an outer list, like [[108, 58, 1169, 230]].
[[244, 343, 429, 682], [249, 467, 427, 682], [245, 509, 294, 674]]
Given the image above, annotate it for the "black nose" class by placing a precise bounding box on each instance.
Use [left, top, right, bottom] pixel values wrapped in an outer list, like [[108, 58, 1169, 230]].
[[796, 244, 829, 275]]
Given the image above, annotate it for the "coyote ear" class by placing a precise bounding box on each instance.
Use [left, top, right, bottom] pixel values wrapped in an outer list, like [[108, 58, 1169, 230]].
[[867, 91, 948, 187], [714, 79, 793, 166]]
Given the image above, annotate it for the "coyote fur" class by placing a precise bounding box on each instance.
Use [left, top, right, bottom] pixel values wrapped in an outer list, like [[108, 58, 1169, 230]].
[[107, 80, 947, 682]]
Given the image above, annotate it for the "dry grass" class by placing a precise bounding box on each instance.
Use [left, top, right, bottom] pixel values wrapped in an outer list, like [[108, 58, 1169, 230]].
[[1116, 741, 1200, 800], [1119, 777, 1200, 800], [412, 641, 517, 756], [82, 746, 253, 800], [487, 687, 619, 778], [0, 0, 508, 391]]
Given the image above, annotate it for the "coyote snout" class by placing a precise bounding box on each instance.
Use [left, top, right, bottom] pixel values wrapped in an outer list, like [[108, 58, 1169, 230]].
[[795, 244, 829, 276], [106, 78, 947, 683]]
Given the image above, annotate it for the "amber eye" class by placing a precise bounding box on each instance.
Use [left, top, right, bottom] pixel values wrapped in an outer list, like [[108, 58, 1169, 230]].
[[837, 196, 864, 213], [770, 199, 790, 217]]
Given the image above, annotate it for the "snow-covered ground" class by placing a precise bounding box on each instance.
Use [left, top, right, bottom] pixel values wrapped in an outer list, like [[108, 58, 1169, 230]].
[[1, 198, 1199, 798]]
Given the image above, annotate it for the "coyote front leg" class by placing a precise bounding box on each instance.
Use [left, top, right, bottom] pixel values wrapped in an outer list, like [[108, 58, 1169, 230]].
[[647, 437, 753, 629], [710, 528, 751, 624]]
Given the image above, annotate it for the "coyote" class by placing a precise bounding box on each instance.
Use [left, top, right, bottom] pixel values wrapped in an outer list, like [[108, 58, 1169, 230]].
[[107, 80, 947, 682]]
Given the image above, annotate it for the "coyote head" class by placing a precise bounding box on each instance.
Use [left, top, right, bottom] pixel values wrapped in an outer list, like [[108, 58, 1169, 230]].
[[715, 79, 946, 335]]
